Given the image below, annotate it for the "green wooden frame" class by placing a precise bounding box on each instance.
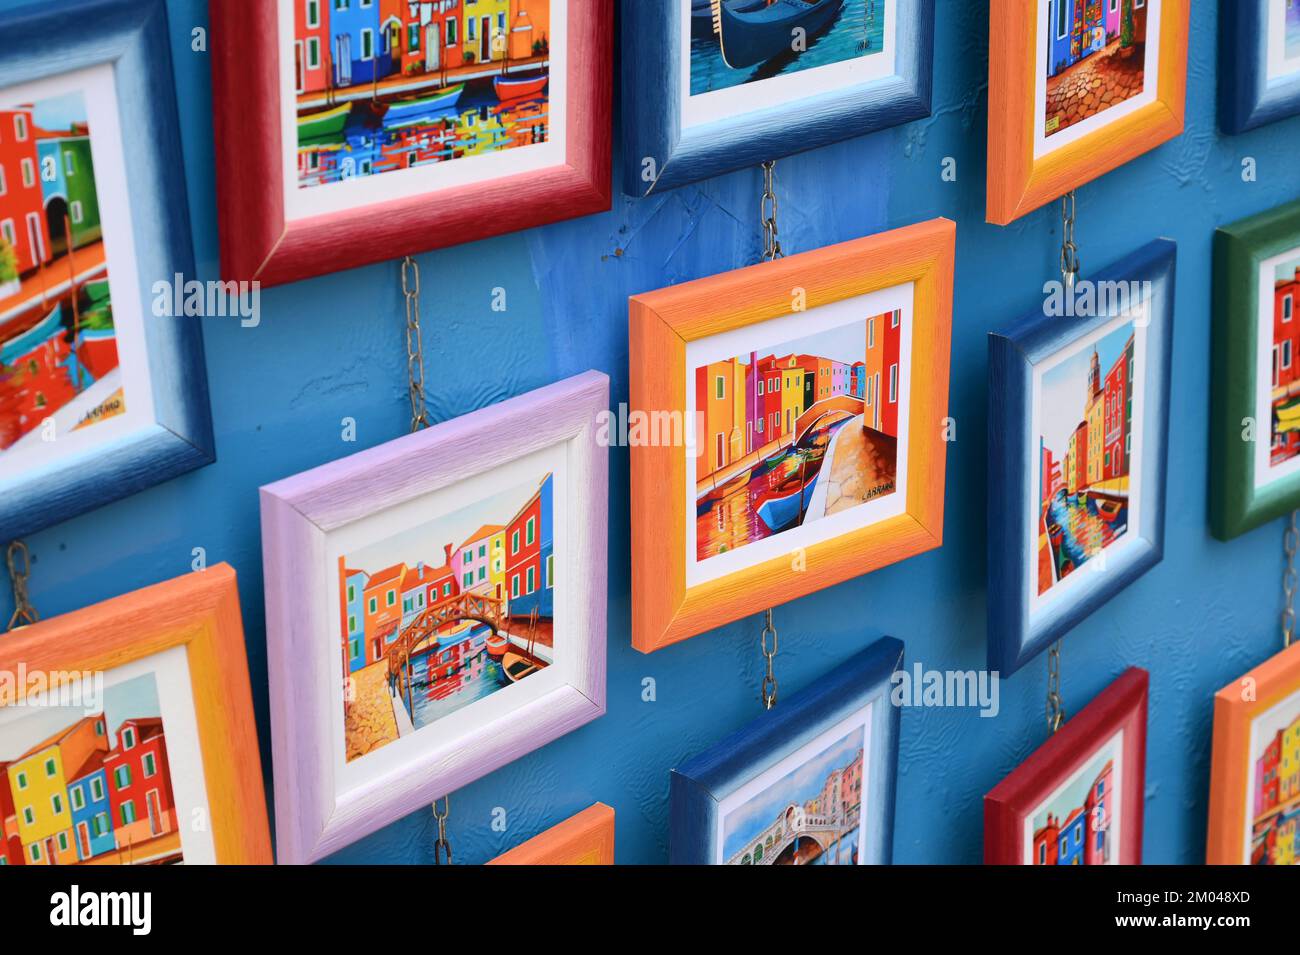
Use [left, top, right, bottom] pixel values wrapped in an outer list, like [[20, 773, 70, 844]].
[[1211, 198, 1300, 540]]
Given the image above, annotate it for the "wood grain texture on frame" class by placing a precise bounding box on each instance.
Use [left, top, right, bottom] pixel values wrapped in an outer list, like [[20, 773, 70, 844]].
[[984, 667, 1148, 865], [1210, 199, 1300, 540], [629, 219, 954, 653], [209, 0, 612, 286], [486, 802, 615, 864], [1206, 642, 1300, 864], [986, 0, 1188, 225], [261, 371, 609, 864], [0, 565, 272, 864]]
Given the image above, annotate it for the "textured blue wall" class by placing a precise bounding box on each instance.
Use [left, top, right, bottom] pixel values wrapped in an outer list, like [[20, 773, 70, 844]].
[[5, 0, 1299, 864]]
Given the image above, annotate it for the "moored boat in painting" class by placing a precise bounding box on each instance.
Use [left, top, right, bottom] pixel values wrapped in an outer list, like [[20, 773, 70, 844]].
[[383, 84, 466, 126], [296, 102, 351, 140], [713, 0, 845, 69], [493, 72, 548, 103]]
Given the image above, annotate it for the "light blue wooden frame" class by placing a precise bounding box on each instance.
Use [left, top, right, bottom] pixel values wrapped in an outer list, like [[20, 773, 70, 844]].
[[987, 240, 1176, 677], [622, 0, 934, 196], [669, 637, 903, 865], [1219, 0, 1300, 134], [0, 0, 212, 541]]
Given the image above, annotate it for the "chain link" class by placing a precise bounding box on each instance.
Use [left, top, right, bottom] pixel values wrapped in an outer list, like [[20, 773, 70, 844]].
[[5, 540, 38, 631], [1059, 190, 1080, 292], [1284, 511, 1297, 649], [432, 795, 452, 865], [402, 256, 431, 433], [760, 608, 778, 710], [760, 161, 783, 263], [1046, 640, 1065, 734]]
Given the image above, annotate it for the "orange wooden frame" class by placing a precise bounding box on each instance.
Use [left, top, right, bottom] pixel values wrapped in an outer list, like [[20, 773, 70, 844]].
[[629, 219, 955, 653], [486, 803, 615, 865], [986, 0, 1188, 225], [1206, 641, 1300, 865], [0, 564, 272, 864]]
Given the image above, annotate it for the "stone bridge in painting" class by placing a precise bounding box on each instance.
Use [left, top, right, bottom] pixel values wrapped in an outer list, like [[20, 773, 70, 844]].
[[728, 804, 860, 865], [793, 395, 864, 445], [385, 590, 505, 686]]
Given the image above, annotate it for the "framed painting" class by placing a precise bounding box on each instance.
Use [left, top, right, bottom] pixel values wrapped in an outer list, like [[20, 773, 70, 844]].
[[621, 0, 933, 196], [210, 0, 612, 287], [986, 0, 1189, 225], [0, 564, 272, 865], [1210, 199, 1300, 541], [670, 637, 902, 865], [629, 219, 954, 653], [261, 371, 608, 864], [487, 801, 614, 864], [987, 238, 1174, 676], [1220, 0, 1300, 134], [1207, 641, 1300, 865], [985, 667, 1147, 865], [0, 0, 213, 541]]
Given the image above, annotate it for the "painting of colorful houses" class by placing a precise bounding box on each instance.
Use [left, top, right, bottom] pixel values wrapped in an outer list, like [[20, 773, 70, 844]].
[[695, 311, 900, 562], [0, 675, 180, 866], [721, 726, 864, 865], [340, 472, 554, 762], [1029, 740, 1117, 865], [1037, 321, 1136, 596], [690, 0, 885, 95], [0, 91, 121, 454], [1289, 0, 1300, 61], [1247, 689, 1300, 865], [1043, 0, 1148, 138], [292, 0, 551, 188], [1267, 254, 1300, 470]]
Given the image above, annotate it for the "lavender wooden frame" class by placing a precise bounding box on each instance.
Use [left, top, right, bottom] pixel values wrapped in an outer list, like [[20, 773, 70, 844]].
[[260, 371, 609, 864]]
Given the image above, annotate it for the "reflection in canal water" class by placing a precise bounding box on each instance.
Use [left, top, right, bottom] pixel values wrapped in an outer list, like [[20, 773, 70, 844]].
[[1042, 489, 1128, 590], [697, 414, 851, 560], [405, 624, 508, 730]]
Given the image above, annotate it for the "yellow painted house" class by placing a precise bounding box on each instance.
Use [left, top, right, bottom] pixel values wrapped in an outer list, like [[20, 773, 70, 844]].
[[1281, 714, 1300, 803], [778, 360, 804, 438], [465, 0, 511, 63], [488, 529, 507, 601], [7, 714, 110, 865]]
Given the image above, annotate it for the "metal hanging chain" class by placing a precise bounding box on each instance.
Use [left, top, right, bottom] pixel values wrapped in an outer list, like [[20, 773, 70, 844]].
[[6, 541, 38, 632], [1283, 511, 1297, 649], [760, 609, 779, 710], [402, 256, 432, 433], [1046, 640, 1065, 734], [760, 160, 784, 263], [432, 795, 452, 865], [1060, 190, 1080, 292]]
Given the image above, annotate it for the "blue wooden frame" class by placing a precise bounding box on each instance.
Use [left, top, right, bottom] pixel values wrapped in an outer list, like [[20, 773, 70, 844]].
[[0, 0, 212, 542], [987, 240, 1176, 677], [669, 637, 902, 865], [1219, 0, 1300, 133], [622, 0, 933, 196]]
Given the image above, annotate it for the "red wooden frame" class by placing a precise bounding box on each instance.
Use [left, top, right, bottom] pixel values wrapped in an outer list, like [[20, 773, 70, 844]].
[[210, 0, 612, 287], [984, 668, 1148, 865]]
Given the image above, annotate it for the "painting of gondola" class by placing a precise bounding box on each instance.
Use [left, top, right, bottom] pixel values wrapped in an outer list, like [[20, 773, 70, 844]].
[[690, 0, 887, 95], [0, 91, 121, 455], [291, 0, 552, 188], [1041, 0, 1152, 141], [1035, 319, 1138, 596], [693, 311, 901, 563], [338, 472, 555, 762]]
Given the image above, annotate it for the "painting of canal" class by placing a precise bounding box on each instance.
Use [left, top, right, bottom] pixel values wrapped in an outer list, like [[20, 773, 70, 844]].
[[1245, 684, 1300, 865], [339, 473, 555, 762], [0, 89, 122, 456], [694, 310, 900, 564], [1035, 319, 1138, 597], [1024, 731, 1122, 865], [719, 720, 867, 865], [689, 0, 887, 96], [290, 0, 553, 189], [0, 674, 183, 866], [1040, 0, 1154, 143], [1262, 250, 1300, 483]]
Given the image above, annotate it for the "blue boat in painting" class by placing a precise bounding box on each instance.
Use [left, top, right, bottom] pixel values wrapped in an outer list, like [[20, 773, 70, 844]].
[[715, 0, 845, 69], [754, 462, 822, 531], [692, 0, 716, 36], [383, 84, 466, 126]]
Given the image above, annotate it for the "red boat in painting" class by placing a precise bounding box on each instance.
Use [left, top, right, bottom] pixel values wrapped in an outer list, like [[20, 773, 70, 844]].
[[494, 72, 548, 103]]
